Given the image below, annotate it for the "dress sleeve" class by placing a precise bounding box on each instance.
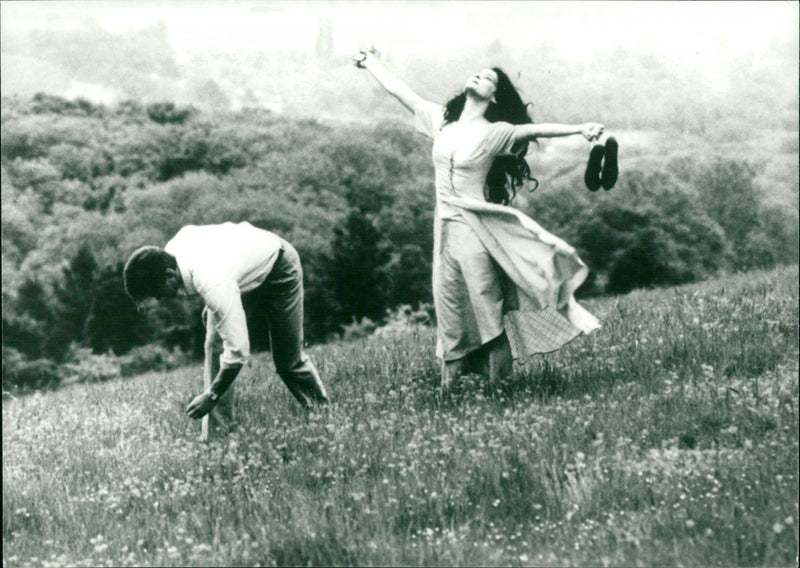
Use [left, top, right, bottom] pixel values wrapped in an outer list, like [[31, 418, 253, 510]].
[[414, 100, 445, 139], [485, 122, 523, 156]]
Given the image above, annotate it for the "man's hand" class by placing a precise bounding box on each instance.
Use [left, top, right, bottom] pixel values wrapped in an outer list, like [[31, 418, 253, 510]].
[[186, 391, 217, 419]]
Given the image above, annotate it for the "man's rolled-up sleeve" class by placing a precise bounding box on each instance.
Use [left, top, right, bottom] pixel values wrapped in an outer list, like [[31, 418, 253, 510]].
[[198, 276, 250, 369]]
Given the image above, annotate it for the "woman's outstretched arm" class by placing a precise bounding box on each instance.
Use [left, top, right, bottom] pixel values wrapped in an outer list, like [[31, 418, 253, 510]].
[[354, 48, 425, 114], [514, 122, 605, 143]]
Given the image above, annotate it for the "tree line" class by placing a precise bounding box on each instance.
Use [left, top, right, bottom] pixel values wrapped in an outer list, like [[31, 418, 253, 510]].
[[2, 94, 797, 390]]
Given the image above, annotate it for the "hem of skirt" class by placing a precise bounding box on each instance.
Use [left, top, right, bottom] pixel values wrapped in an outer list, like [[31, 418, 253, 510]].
[[440, 330, 506, 362], [510, 328, 594, 360]]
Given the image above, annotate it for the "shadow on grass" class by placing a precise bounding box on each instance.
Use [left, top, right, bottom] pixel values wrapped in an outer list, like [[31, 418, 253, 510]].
[[264, 530, 359, 568], [425, 357, 624, 412]]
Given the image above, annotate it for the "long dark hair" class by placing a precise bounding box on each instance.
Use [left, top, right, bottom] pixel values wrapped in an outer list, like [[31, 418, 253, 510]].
[[443, 67, 537, 205]]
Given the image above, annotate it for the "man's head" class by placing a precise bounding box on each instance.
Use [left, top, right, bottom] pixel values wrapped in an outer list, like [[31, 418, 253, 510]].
[[123, 246, 182, 305]]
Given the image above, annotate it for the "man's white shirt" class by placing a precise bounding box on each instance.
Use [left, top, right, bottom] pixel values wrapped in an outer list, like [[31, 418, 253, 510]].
[[165, 222, 282, 369]]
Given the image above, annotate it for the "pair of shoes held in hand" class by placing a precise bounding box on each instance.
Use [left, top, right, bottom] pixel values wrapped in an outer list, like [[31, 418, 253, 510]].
[[584, 137, 618, 191]]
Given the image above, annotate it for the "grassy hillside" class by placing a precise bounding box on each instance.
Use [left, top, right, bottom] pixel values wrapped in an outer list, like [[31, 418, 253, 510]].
[[3, 265, 798, 567]]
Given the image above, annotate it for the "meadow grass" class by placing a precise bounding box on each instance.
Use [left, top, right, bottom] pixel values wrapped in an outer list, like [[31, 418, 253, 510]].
[[3, 265, 798, 567]]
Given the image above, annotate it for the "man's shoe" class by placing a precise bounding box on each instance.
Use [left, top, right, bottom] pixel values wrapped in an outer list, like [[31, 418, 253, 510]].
[[601, 137, 618, 190], [584, 145, 604, 192]]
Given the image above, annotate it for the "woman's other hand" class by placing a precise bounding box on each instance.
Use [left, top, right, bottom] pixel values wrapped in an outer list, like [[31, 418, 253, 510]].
[[582, 123, 605, 142]]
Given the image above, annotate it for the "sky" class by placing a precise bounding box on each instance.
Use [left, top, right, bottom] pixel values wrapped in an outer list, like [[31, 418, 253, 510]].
[[2, 0, 797, 66]]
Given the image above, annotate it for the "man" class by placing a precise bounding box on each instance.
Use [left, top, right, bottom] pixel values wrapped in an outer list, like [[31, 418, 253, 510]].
[[123, 222, 328, 425]]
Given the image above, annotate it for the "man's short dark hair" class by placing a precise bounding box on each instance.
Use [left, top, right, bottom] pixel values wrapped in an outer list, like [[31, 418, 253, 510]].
[[123, 246, 176, 303]]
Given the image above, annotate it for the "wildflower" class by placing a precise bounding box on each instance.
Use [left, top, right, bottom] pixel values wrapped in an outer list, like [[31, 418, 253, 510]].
[[773, 522, 785, 534], [519, 553, 529, 562], [94, 542, 109, 553], [685, 519, 695, 528]]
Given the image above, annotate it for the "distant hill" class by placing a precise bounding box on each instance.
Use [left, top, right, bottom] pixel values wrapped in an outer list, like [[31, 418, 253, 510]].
[[2, 16, 797, 132], [1, 53, 72, 99]]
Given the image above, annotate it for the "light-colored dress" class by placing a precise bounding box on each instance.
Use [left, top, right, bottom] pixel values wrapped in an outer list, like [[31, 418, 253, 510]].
[[413, 101, 600, 361]]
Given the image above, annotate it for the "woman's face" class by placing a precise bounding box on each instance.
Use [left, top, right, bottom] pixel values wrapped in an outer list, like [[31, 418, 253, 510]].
[[464, 68, 498, 101]]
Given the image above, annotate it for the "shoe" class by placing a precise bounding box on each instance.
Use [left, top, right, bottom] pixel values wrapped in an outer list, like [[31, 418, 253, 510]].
[[584, 144, 604, 192], [601, 137, 618, 190]]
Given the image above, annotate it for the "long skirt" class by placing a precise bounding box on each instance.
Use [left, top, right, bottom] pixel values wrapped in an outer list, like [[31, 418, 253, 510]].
[[433, 197, 600, 362]]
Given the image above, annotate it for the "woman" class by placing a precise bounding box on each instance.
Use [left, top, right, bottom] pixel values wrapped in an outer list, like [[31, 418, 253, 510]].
[[354, 49, 603, 390]]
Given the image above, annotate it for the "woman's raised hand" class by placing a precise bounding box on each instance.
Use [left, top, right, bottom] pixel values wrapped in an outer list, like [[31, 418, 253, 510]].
[[353, 47, 380, 69], [582, 123, 605, 142]]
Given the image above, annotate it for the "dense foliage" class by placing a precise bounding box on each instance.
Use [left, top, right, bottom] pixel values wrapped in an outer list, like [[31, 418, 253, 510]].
[[1, 94, 797, 390]]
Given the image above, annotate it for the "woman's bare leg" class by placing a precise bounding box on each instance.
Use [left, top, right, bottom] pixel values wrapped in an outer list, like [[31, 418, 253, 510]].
[[487, 331, 513, 387]]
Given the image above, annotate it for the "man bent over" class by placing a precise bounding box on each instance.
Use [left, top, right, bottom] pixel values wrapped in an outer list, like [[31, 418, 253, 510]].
[[123, 222, 328, 425]]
